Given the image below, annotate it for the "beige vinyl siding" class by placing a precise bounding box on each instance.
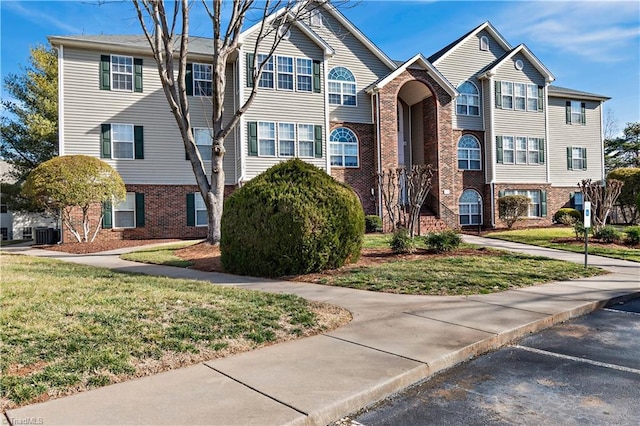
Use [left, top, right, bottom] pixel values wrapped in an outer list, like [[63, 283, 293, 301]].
[[434, 30, 507, 131], [493, 54, 547, 183], [548, 97, 604, 186], [241, 25, 326, 178], [61, 47, 236, 185], [312, 11, 392, 124]]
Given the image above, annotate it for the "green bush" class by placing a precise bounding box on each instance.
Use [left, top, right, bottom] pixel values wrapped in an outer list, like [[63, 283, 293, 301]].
[[624, 226, 640, 245], [593, 225, 621, 243], [424, 230, 462, 253], [365, 215, 383, 233], [220, 159, 364, 277], [390, 227, 415, 254], [498, 195, 530, 229], [573, 221, 586, 240], [553, 208, 582, 223]]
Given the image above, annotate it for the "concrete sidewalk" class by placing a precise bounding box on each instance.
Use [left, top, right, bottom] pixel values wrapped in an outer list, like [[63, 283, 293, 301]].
[[3, 237, 639, 425]]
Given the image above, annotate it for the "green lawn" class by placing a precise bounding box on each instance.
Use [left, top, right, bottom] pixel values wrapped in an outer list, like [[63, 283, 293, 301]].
[[120, 240, 199, 267], [309, 249, 605, 295], [0, 254, 341, 410], [487, 227, 640, 262]]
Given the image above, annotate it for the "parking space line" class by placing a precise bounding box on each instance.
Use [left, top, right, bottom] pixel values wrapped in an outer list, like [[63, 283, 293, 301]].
[[603, 308, 640, 316], [513, 345, 640, 375]]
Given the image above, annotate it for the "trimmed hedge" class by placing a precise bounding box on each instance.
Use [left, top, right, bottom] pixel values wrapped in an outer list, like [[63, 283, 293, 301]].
[[553, 208, 582, 223], [365, 215, 383, 233], [220, 159, 365, 277]]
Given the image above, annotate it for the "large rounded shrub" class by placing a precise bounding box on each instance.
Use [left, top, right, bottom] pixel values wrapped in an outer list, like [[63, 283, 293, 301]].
[[220, 159, 364, 277]]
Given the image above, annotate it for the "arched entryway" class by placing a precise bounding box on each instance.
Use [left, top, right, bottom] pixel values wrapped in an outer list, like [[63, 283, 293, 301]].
[[396, 80, 436, 170]]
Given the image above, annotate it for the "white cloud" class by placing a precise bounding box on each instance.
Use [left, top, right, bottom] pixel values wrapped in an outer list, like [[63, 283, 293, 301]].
[[496, 1, 640, 63], [3, 1, 81, 34]]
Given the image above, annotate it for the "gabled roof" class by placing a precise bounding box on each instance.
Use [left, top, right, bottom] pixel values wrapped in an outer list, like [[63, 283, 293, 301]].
[[548, 85, 610, 101], [428, 21, 511, 65], [477, 44, 555, 83], [365, 53, 458, 98]]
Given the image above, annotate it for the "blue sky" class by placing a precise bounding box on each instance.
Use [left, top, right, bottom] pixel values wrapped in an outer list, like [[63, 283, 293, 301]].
[[1, 0, 639, 134]]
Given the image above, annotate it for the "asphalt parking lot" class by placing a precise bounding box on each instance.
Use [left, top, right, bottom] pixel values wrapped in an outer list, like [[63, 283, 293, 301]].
[[350, 298, 640, 426]]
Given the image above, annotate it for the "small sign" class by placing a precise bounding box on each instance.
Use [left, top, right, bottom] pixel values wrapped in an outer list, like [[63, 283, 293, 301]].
[[584, 201, 592, 228]]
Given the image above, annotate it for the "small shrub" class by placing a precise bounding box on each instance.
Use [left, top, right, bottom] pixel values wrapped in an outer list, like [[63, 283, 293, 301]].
[[390, 227, 415, 254], [424, 230, 462, 253], [559, 215, 577, 226], [624, 226, 640, 245], [573, 221, 586, 240], [365, 215, 383, 233], [498, 195, 530, 229], [553, 208, 582, 224], [593, 225, 621, 243]]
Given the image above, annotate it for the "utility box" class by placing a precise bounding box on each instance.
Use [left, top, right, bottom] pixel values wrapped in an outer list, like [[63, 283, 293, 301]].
[[35, 227, 56, 245]]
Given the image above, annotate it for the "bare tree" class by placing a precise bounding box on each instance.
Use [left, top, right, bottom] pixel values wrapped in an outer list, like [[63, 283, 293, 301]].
[[376, 165, 434, 238], [578, 178, 624, 234], [132, 0, 328, 245]]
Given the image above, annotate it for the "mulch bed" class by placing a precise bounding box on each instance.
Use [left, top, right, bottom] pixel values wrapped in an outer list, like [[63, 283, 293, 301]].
[[551, 237, 637, 250], [35, 239, 181, 254]]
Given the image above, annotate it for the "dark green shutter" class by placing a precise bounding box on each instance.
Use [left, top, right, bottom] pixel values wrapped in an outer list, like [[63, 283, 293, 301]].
[[582, 147, 587, 170], [565, 101, 571, 124], [313, 60, 321, 93], [498, 190, 505, 198], [248, 122, 258, 156], [567, 146, 573, 170], [135, 193, 145, 227], [134, 126, 144, 159], [134, 58, 143, 92], [538, 138, 545, 163], [246, 53, 255, 88], [537, 86, 543, 112], [495, 81, 502, 108], [186, 63, 193, 96], [101, 124, 111, 159], [314, 125, 323, 158], [540, 191, 547, 217], [102, 201, 112, 229], [496, 136, 503, 164], [580, 102, 586, 125], [100, 55, 110, 90], [186, 193, 195, 226]]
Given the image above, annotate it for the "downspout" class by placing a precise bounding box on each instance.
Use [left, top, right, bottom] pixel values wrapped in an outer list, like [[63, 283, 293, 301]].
[[375, 91, 383, 217], [237, 52, 246, 184], [488, 74, 497, 227], [56, 44, 65, 243], [599, 100, 605, 181], [324, 55, 331, 175], [544, 83, 551, 184]]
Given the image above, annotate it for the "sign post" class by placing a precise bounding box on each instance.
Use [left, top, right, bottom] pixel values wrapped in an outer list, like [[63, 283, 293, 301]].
[[583, 201, 591, 268]]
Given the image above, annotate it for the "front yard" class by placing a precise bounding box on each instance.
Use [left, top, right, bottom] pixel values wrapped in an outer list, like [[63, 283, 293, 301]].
[[0, 254, 349, 411]]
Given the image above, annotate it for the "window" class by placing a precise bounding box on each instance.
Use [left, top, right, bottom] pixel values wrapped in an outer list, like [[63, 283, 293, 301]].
[[111, 55, 133, 91], [277, 56, 294, 90], [516, 137, 528, 164], [457, 135, 481, 170], [568, 146, 587, 170], [567, 100, 586, 125], [297, 124, 315, 158], [527, 84, 538, 111], [505, 190, 542, 217], [296, 58, 312, 92], [528, 138, 540, 164], [258, 122, 276, 156], [456, 81, 480, 116], [0, 202, 7, 213], [480, 36, 489, 51], [459, 189, 482, 225], [194, 128, 213, 161], [1, 228, 7, 241], [193, 63, 212, 96], [328, 67, 356, 106], [329, 127, 358, 167], [114, 192, 136, 228], [23, 227, 32, 240], [194, 193, 208, 226], [572, 192, 584, 211], [502, 136, 514, 164], [501, 81, 513, 109], [514, 83, 526, 110], [257, 54, 274, 88], [278, 123, 295, 157], [111, 124, 134, 159]]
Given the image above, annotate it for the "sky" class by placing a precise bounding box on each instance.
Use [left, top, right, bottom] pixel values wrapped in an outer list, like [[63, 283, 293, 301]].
[[1, 0, 639, 135]]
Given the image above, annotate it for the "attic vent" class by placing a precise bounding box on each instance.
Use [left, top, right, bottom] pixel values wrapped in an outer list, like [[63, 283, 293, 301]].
[[278, 26, 291, 40], [480, 36, 489, 51], [309, 9, 322, 27], [515, 59, 524, 71]]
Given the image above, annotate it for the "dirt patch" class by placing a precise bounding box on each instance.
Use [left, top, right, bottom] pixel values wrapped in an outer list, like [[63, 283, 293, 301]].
[[36, 239, 181, 254]]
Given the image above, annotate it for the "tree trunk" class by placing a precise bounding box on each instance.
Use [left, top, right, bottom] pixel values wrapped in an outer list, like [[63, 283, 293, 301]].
[[207, 137, 226, 245]]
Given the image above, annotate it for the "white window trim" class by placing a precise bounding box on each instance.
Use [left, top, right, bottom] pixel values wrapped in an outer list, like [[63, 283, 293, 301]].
[[457, 135, 481, 170], [192, 62, 213, 97], [480, 36, 489, 51], [278, 122, 296, 157], [328, 67, 357, 107], [257, 121, 276, 157], [329, 127, 359, 168], [514, 83, 526, 111], [456, 81, 480, 117], [113, 192, 136, 229], [504, 189, 541, 217], [571, 146, 586, 170], [194, 193, 208, 227], [110, 54, 133, 92], [570, 101, 582, 125], [501, 81, 513, 110], [257, 54, 274, 89], [515, 136, 528, 164], [276, 56, 294, 91], [297, 123, 315, 158], [527, 137, 540, 164], [296, 58, 313, 93], [526, 84, 538, 111], [111, 123, 135, 160], [502, 136, 515, 164], [459, 189, 482, 226], [193, 127, 213, 161], [499, 80, 540, 113]]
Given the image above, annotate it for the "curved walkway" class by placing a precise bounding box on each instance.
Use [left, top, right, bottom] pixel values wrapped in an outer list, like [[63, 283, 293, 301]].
[[4, 237, 639, 425]]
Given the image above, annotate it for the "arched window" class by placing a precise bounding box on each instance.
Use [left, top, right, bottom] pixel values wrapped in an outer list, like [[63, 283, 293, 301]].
[[456, 81, 480, 116], [459, 189, 482, 226], [457, 135, 481, 170], [329, 127, 358, 167], [480, 36, 489, 51], [328, 67, 356, 106]]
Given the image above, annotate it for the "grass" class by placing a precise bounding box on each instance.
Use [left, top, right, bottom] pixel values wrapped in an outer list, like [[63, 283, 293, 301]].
[[120, 241, 199, 267], [0, 254, 341, 410], [487, 227, 640, 262], [312, 249, 605, 295], [0, 239, 32, 247]]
